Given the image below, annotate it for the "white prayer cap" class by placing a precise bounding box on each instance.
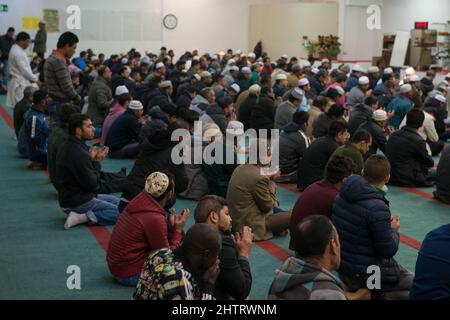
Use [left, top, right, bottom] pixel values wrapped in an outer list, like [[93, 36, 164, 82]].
[[358, 76, 370, 85], [115, 85, 129, 96], [298, 78, 309, 86]]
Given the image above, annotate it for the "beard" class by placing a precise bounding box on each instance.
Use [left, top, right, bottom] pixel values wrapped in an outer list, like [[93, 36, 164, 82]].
[[164, 195, 177, 211], [219, 225, 232, 236]]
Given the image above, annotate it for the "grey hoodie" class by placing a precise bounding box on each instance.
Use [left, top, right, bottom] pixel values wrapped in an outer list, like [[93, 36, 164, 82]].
[[268, 257, 347, 300]]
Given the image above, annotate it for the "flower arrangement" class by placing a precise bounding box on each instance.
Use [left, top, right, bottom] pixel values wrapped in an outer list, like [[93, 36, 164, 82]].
[[303, 35, 341, 60]]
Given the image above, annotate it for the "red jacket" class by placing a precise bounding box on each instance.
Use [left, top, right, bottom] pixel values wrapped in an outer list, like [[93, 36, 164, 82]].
[[107, 192, 182, 278]]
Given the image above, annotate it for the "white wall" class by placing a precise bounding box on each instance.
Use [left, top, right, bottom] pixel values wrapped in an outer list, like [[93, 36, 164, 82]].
[[381, 0, 450, 33], [0, 0, 163, 56], [248, 2, 339, 59], [0, 0, 448, 62], [162, 0, 297, 58]]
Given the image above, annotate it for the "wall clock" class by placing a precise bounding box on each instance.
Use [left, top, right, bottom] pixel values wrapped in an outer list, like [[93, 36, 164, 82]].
[[163, 14, 178, 30]]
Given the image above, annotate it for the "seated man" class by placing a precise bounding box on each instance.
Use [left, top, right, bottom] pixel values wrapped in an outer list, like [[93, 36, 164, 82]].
[[22, 90, 49, 169], [105, 100, 147, 159], [202, 121, 241, 198], [119, 120, 189, 212], [331, 129, 372, 174], [289, 155, 355, 251], [270, 215, 370, 300], [400, 106, 444, 157], [48, 103, 81, 183], [410, 224, 450, 300], [279, 111, 310, 180], [386, 109, 434, 187], [387, 84, 413, 130], [54, 114, 120, 229], [274, 87, 303, 129], [134, 223, 221, 300], [332, 155, 414, 300], [13, 85, 37, 138], [297, 120, 350, 191], [100, 85, 131, 145], [348, 95, 378, 136], [433, 146, 450, 204], [227, 141, 291, 241], [107, 172, 189, 286], [357, 110, 393, 158], [194, 195, 253, 300]]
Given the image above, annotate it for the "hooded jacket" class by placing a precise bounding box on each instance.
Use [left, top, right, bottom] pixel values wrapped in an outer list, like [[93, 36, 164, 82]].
[[190, 94, 210, 115], [268, 257, 347, 300], [121, 128, 188, 202], [107, 191, 183, 278], [238, 94, 259, 130], [250, 95, 276, 131], [332, 175, 401, 285], [200, 103, 228, 133], [279, 122, 309, 174]]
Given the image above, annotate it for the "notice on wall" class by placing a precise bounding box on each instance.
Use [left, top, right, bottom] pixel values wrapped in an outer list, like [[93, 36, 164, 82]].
[[21, 16, 41, 30], [43, 9, 60, 32]]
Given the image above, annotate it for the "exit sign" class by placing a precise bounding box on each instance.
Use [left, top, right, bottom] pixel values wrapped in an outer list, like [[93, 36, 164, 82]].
[[0, 4, 8, 12], [415, 21, 429, 29]]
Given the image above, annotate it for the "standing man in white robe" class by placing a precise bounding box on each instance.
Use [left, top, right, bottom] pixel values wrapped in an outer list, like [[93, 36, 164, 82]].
[[6, 32, 38, 107]]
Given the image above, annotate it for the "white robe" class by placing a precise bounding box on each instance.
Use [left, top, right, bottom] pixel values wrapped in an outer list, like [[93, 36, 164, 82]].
[[6, 44, 38, 107]]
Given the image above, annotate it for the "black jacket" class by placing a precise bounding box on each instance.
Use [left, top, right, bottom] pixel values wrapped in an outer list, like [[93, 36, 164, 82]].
[[202, 142, 238, 198], [420, 78, 434, 101], [48, 125, 69, 184], [386, 127, 434, 187], [149, 89, 173, 113], [176, 92, 192, 109], [348, 104, 373, 136], [332, 175, 400, 285], [202, 103, 228, 133], [357, 119, 387, 157], [54, 136, 101, 208], [250, 95, 276, 131], [434, 146, 450, 204], [297, 136, 338, 190], [309, 75, 325, 97], [279, 123, 308, 174], [105, 109, 141, 152], [121, 128, 188, 201], [214, 234, 252, 300], [238, 94, 259, 131]]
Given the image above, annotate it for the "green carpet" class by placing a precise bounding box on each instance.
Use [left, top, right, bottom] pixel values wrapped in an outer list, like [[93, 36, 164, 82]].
[[1, 94, 449, 300]]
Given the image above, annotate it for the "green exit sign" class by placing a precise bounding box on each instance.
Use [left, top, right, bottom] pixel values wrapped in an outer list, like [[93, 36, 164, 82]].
[[0, 4, 8, 12]]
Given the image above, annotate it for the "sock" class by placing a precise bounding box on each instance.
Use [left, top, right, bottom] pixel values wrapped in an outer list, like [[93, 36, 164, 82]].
[[64, 212, 90, 230]]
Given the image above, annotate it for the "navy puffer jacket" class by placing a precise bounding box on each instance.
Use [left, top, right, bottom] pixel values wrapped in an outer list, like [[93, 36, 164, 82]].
[[332, 175, 400, 285]]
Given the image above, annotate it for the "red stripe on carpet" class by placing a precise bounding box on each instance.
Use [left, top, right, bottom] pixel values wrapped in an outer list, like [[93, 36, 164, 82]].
[[0, 102, 113, 252], [0, 103, 14, 129], [255, 241, 291, 261], [278, 182, 425, 251], [398, 186, 450, 207], [400, 233, 422, 251], [88, 226, 111, 251]]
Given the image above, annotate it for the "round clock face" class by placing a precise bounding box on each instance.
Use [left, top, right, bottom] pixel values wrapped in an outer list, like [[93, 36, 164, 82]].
[[163, 14, 178, 30]]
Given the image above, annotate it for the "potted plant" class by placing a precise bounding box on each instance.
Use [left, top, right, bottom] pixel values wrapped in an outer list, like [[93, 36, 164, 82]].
[[317, 35, 341, 60]]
